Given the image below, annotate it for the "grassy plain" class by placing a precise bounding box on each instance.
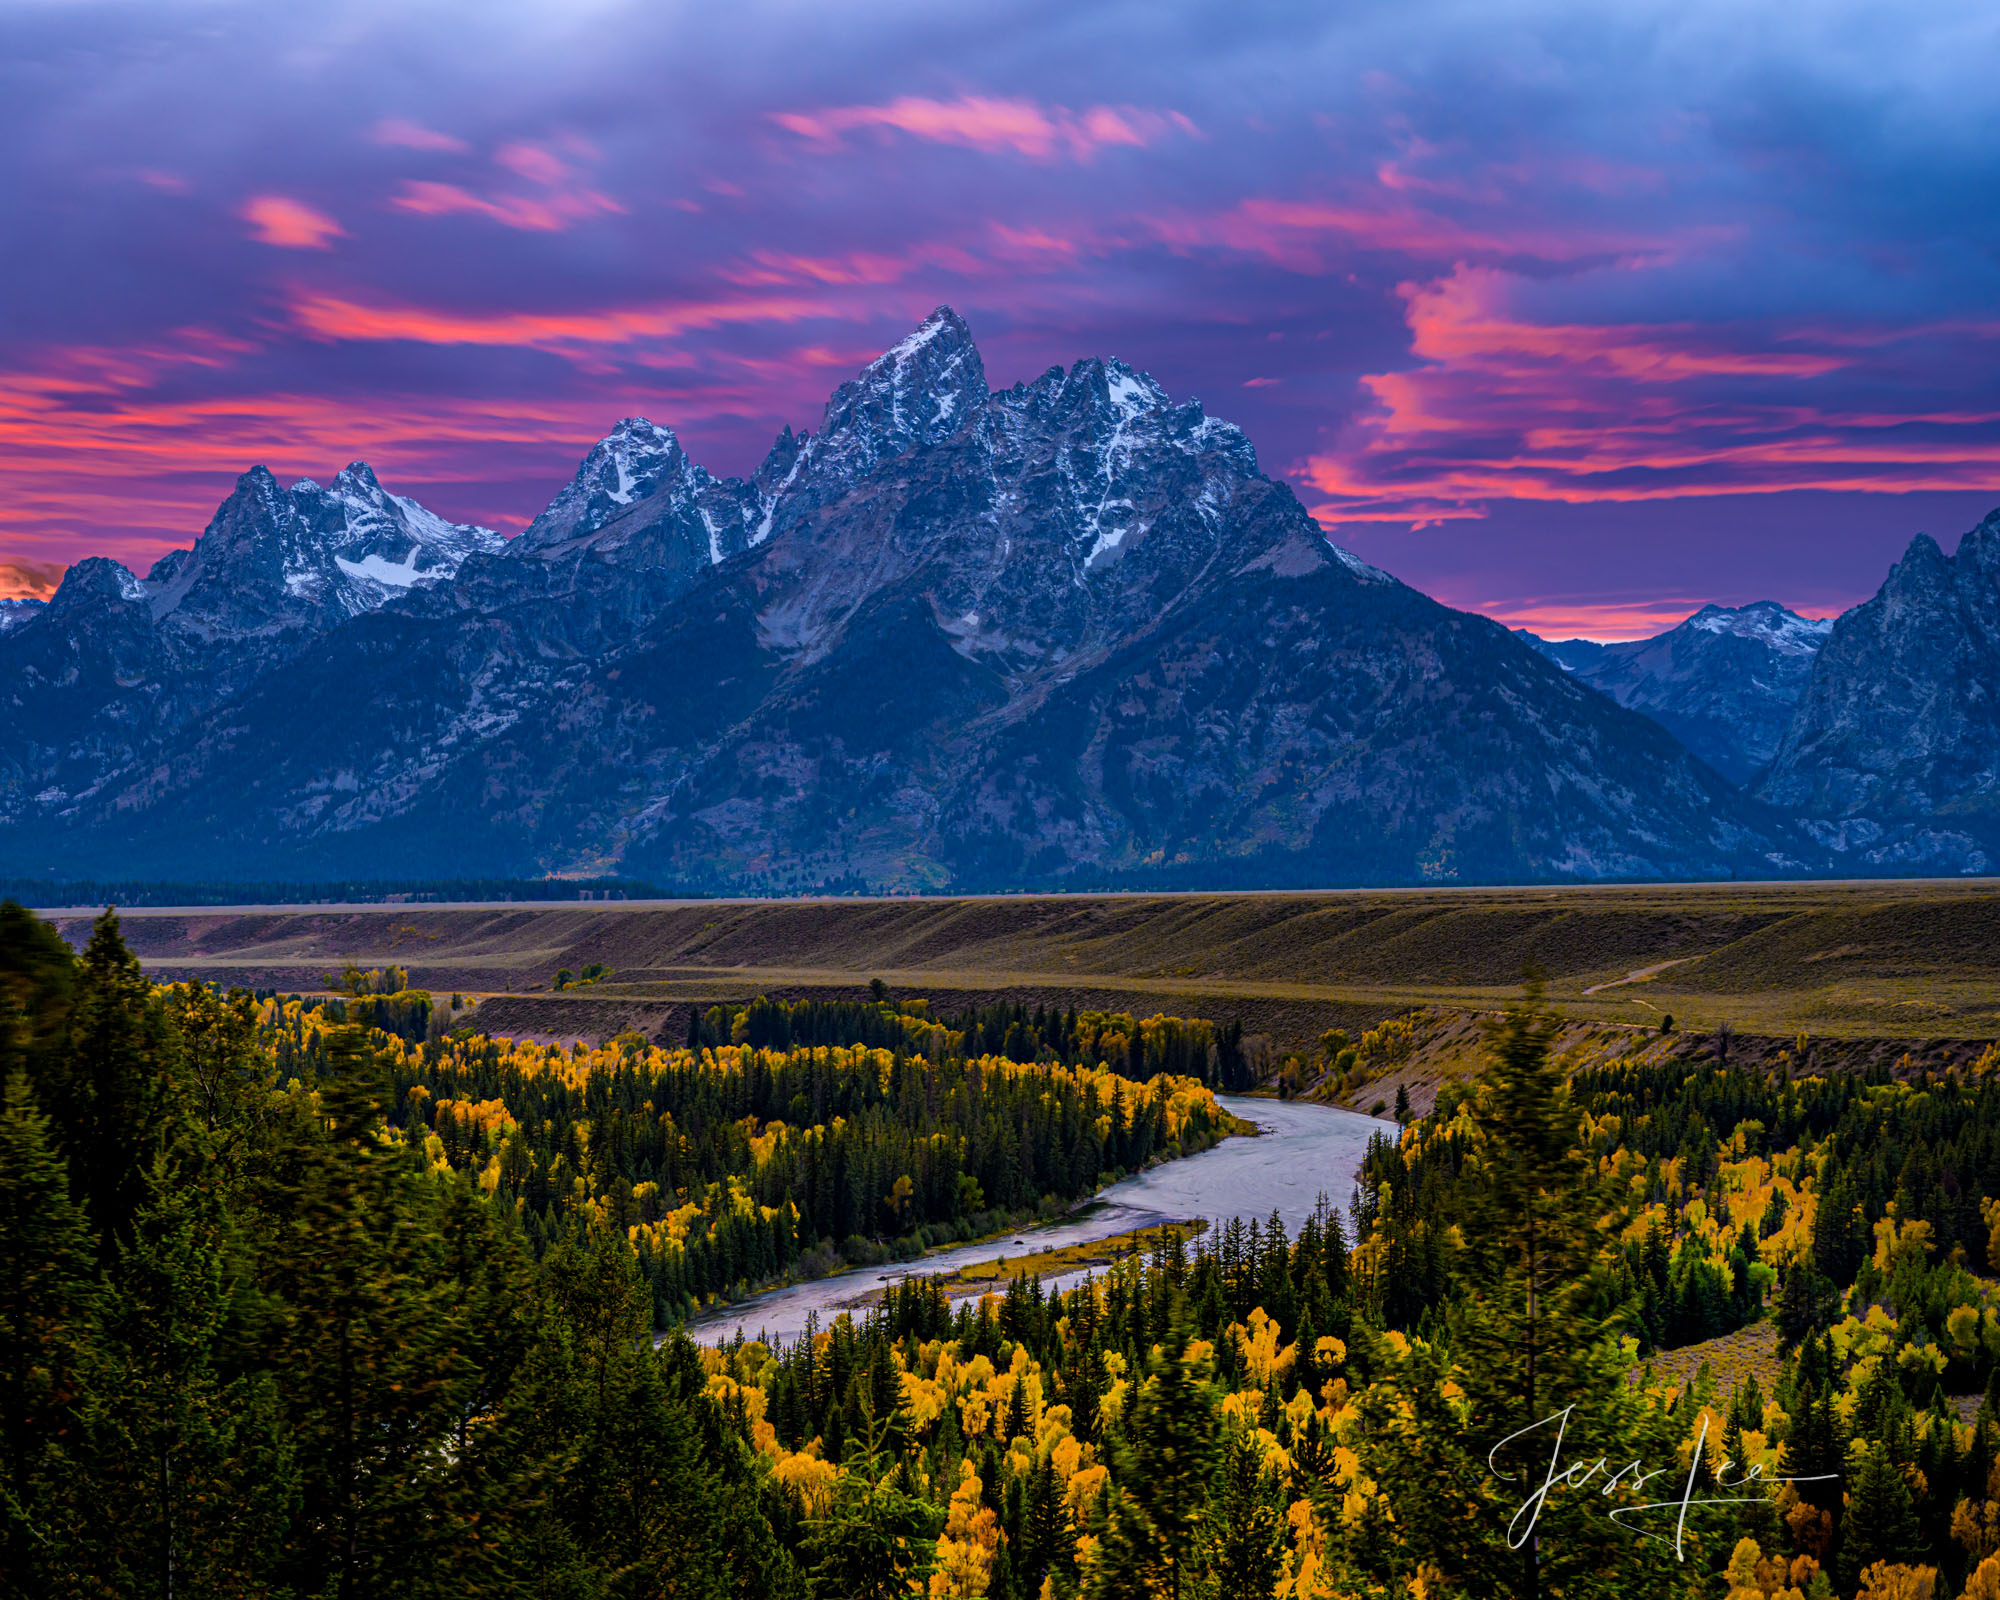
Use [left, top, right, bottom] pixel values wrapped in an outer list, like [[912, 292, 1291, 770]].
[[44, 878, 2000, 1051]]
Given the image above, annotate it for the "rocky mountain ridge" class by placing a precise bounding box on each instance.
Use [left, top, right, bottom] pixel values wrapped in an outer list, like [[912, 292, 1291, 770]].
[[1519, 601, 1833, 785], [1759, 513, 2000, 874], [0, 308, 1828, 886], [0, 598, 43, 633]]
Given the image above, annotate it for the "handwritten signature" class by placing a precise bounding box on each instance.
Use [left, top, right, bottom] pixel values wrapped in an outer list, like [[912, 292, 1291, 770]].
[[1491, 1406, 1837, 1562]]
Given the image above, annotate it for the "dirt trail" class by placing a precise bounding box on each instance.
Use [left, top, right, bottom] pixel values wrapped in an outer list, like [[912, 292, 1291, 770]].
[[1582, 958, 1691, 996]]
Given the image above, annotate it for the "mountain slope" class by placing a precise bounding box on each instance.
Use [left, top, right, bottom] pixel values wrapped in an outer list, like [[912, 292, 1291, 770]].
[[3, 309, 1817, 886], [1758, 514, 2000, 873], [0, 468, 500, 832], [1519, 602, 1831, 784]]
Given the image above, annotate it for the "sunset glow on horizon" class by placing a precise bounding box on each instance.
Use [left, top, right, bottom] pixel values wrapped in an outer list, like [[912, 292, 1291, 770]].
[[4, 1, 1998, 638]]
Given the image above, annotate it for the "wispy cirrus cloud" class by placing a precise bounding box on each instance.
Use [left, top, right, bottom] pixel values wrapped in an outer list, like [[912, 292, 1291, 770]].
[[288, 291, 832, 351], [772, 94, 1196, 162], [370, 117, 470, 154], [1302, 265, 2000, 528], [389, 138, 625, 232], [241, 195, 345, 249], [390, 180, 624, 232]]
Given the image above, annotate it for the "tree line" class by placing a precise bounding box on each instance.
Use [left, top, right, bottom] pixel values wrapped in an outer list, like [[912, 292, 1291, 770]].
[[15, 897, 2000, 1597]]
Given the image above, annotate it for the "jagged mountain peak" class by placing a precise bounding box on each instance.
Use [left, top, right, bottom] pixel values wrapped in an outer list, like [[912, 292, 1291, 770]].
[[874, 305, 979, 372], [513, 416, 700, 555], [124, 462, 501, 642], [817, 306, 988, 454], [735, 310, 993, 549], [1886, 531, 1952, 583], [1517, 597, 1837, 785], [48, 556, 146, 612], [1759, 506, 2000, 873], [1079, 355, 1168, 411]]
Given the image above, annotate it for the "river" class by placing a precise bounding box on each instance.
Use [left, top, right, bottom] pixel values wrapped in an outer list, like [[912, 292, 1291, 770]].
[[685, 1094, 1397, 1346]]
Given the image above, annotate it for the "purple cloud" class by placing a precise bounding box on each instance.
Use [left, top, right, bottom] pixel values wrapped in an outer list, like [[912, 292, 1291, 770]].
[[2, 0, 1996, 634]]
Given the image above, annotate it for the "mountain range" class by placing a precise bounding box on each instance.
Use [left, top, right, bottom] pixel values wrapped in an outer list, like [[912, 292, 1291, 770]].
[[1516, 602, 1833, 787], [0, 307, 1991, 886], [1757, 514, 2000, 874]]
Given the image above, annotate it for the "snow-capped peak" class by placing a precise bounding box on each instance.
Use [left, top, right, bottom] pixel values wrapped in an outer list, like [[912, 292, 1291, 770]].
[[513, 418, 697, 554], [879, 307, 958, 367], [1684, 601, 1833, 655], [136, 461, 503, 634], [0, 596, 44, 634], [593, 418, 683, 506], [1103, 361, 1166, 416], [843, 307, 984, 431]]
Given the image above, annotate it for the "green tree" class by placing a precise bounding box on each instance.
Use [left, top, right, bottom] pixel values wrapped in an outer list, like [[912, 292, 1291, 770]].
[[523, 1224, 791, 1597], [1360, 990, 1692, 1599], [801, 1404, 941, 1600], [43, 911, 177, 1261], [79, 1145, 297, 1596], [0, 1069, 97, 1596], [255, 1025, 525, 1598], [1842, 1440, 1922, 1587], [1086, 1335, 1217, 1600], [1200, 1430, 1285, 1599]]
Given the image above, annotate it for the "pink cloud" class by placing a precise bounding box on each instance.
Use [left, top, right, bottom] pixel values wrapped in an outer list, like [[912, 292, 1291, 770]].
[[390, 179, 624, 232], [1149, 194, 1707, 273], [1454, 595, 1745, 642], [988, 223, 1079, 259], [723, 241, 992, 289], [371, 117, 470, 154], [494, 141, 569, 184], [0, 558, 65, 600], [241, 195, 345, 250], [771, 94, 1195, 162], [288, 290, 831, 352], [1300, 264, 2000, 527]]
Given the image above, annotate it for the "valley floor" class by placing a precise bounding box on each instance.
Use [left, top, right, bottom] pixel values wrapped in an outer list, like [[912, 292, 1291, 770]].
[[57, 877, 2000, 1059]]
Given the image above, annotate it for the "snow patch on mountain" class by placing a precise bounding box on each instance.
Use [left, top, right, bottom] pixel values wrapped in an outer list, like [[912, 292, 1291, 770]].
[[0, 598, 44, 633], [1686, 601, 1833, 654], [335, 551, 429, 590]]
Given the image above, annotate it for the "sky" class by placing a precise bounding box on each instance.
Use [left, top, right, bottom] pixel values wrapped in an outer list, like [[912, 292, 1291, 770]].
[[3, 0, 1999, 638]]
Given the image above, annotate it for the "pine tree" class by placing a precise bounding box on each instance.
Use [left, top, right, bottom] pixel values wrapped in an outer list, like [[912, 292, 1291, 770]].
[[801, 1404, 941, 1600], [1085, 1334, 1217, 1599], [1843, 1440, 1923, 1586], [1202, 1430, 1285, 1599], [79, 1144, 297, 1596], [1359, 989, 1690, 1599], [255, 1026, 519, 1598], [0, 1069, 98, 1595], [43, 911, 175, 1261], [1018, 1453, 1075, 1594]]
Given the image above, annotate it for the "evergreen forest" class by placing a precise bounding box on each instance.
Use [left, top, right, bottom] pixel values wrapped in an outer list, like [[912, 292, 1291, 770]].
[[9, 900, 2000, 1599]]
